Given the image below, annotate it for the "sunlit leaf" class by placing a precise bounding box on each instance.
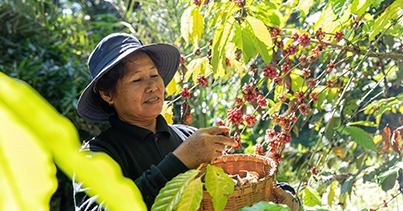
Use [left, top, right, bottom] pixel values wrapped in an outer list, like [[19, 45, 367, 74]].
[[350, 0, 371, 16], [298, 0, 313, 16], [177, 177, 203, 211], [205, 164, 234, 211], [151, 169, 200, 211], [161, 103, 174, 124], [0, 101, 57, 211], [181, 6, 204, 46], [303, 186, 321, 207], [327, 181, 337, 207], [344, 126, 378, 152], [244, 16, 273, 64], [369, 0, 403, 40], [0, 73, 146, 210]]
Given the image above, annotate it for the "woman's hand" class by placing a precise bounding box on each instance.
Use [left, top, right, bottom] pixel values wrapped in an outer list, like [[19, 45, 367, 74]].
[[173, 126, 238, 169]]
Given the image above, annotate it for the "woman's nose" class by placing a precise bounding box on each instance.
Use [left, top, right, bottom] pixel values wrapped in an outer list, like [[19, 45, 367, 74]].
[[146, 80, 158, 93]]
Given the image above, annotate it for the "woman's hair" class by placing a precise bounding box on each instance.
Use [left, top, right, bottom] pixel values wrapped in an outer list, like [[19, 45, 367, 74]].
[[94, 50, 160, 113]]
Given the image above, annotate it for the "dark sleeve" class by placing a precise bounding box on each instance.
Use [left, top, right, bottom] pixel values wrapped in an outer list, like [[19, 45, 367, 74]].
[[135, 153, 189, 209]]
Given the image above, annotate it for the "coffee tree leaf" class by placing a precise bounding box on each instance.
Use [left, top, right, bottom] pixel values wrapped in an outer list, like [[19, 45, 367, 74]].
[[303, 186, 321, 207], [350, 0, 371, 16], [340, 177, 354, 197], [325, 117, 340, 141], [298, 0, 313, 17], [177, 177, 203, 211], [239, 201, 289, 211], [344, 126, 378, 152], [180, 6, 204, 46], [379, 168, 398, 192], [369, 0, 403, 40], [205, 164, 234, 211], [327, 181, 337, 208], [244, 16, 273, 64], [397, 169, 403, 195], [233, 23, 256, 64], [161, 103, 174, 124], [151, 169, 200, 211]]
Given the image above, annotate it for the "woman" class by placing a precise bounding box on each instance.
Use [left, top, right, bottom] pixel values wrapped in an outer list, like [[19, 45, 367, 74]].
[[74, 33, 237, 210]]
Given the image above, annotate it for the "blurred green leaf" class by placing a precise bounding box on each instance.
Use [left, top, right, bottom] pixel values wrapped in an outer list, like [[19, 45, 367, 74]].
[[303, 186, 322, 207], [344, 126, 378, 152], [240, 201, 289, 211], [0, 73, 146, 210]]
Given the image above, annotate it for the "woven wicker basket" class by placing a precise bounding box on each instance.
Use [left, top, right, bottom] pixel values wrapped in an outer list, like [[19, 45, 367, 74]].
[[199, 154, 277, 211]]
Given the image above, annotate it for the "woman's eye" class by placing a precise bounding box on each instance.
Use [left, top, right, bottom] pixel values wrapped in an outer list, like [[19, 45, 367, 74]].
[[132, 78, 141, 82], [151, 75, 159, 78]]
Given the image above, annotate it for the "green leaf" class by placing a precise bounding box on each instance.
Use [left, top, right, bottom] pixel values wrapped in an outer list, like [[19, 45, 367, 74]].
[[205, 164, 234, 211], [298, 0, 313, 16], [151, 169, 200, 211], [379, 169, 398, 192], [350, 0, 371, 16], [239, 201, 289, 211], [180, 6, 204, 46], [0, 73, 146, 210], [232, 24, 256, 65], [325, 117, 340, 141], [340, 177, 354, 196], [303, 186, 322, 207], [369, 0, 403, 40], [244, 16, 273, 64], [344, 126, 378, 152], [177, 177, 203, 211]]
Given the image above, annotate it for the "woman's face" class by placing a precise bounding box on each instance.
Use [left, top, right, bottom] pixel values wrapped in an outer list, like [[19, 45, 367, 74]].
[[107, 52, 165, 124]]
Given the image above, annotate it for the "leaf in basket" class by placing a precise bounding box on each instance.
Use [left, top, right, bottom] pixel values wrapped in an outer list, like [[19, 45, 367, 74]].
[[151, 169, 200, 211], [177, 177, 203, 211], [205, 164, 235, 211], [239, 201, 289, 211]]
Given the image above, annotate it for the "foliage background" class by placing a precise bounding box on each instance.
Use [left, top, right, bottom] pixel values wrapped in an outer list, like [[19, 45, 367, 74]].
[[1, 0, 402, 210]]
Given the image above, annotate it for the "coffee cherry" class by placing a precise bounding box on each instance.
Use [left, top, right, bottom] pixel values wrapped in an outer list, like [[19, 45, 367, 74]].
[[180, 87, 191, 98], [257, 95, 267, 107], [292, 32, 299, 42], [254, 143, 264, 155], [309, 92, 319, 102], [266, 128, 277, 138], [298, 33, 311, 47], [242, 84, 257, 102], [334, 30, 344, 42], [180, 56, 186, 65], [244, 114, 257, 126], [197, 75, 208, 86], [263, 64, 278, 79], [227, 108, 243, 125], [269, 26, 281, 38], [235, 97, 243, 107], [315, 27, 326, 41]]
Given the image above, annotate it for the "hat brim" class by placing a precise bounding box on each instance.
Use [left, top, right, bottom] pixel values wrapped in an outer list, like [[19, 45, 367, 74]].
[[77, 43, 180, 123]]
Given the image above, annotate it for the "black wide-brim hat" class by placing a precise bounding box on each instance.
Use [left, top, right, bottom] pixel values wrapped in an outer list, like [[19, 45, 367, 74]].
[[77, 33, 180, 122]]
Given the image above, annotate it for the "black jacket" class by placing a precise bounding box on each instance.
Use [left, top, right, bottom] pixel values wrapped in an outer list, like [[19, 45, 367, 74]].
[[74, 115, 197, 210]]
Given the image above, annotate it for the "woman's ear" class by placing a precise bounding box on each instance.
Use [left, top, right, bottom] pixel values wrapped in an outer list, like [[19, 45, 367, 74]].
[[99, 90, 113, 105]]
